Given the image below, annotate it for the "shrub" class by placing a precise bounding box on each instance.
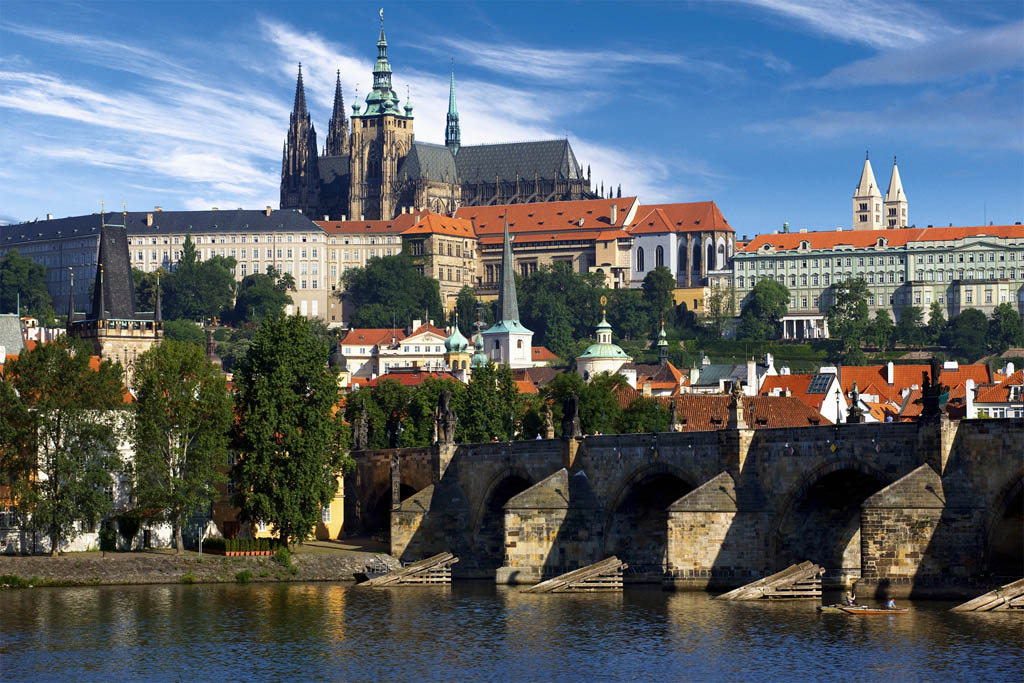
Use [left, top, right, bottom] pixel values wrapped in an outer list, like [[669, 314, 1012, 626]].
[[115, 512, 143, 549], [180, 571, 197, 584], [201, 537, 226, 553], [273, 546, 291, 568], [1, 574, 44, 588], [99, 528, 117, 553], [235, 570, 253, 584]]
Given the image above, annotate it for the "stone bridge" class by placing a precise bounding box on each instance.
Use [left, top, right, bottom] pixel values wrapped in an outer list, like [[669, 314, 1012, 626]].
[[344, 417, 1023, 596]]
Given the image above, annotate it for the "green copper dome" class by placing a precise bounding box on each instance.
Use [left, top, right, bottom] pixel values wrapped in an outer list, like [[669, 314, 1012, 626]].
[[445, 325, 469, 353], [577, 342, 632, 360], [471, 331, 488, 367]]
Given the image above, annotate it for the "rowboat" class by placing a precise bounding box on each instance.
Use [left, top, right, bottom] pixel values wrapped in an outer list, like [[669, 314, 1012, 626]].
[[837, 605, 908, 615]]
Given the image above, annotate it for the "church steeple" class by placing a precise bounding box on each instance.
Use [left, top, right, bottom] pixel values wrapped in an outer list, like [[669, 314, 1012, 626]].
[[497, 213, 519, 324], [363, 12, 401, 115], [293, 63, 308, 117], [325, 70, 349, 157], [852, 151, 883, 231], [884, 156, 908, 228], [445, 61, 460, 155], [280, 63, 320, 215]]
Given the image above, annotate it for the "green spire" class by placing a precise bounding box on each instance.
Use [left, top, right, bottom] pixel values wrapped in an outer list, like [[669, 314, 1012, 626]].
[[445, 59, 460, 154], [362, 13, 401, 116]]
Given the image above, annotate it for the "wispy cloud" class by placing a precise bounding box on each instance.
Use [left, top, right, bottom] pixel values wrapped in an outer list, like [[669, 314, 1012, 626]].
[[730, 0, 959, 49]]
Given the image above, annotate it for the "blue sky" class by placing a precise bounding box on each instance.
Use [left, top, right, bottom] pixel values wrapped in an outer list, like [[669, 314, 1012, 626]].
[[1, 0, 1022, 235]]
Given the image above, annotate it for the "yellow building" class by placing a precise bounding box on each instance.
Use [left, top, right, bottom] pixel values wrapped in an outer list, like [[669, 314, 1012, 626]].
[[672, 286, 711, 314]]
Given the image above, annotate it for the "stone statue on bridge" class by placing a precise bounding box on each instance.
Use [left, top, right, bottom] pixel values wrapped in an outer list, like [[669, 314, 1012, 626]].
[[919, 357, 949, 418], [434, 388, 458, 445], [563, 391, 582, 438], [355, 398, 369, 450], [543, 402, 555, 439], [847, 382, 866, 424], [669, 399, 682, 432]]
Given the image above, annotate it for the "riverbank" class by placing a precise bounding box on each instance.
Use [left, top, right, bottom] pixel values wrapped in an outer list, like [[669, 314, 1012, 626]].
[[0, 543, 391, 587]]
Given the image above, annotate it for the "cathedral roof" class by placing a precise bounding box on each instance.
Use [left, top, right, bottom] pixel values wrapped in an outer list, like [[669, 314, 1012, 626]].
[[317, 155, 350, 184], [398, 142, 459, 183], [455, 139, 585, 183]]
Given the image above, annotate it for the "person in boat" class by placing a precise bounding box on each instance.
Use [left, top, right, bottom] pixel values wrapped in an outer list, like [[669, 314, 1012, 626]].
[[886, 598, 896, 609], [844, 591, 857, 606]]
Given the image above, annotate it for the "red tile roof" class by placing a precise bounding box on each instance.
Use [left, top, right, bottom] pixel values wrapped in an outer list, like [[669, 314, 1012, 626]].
[[532, 346, 558, 362], [629, 202, 733, 234], [341, 328, 406, 348], [740, 225, 1023, 253], [316, 213, 418, 235], [634, 362, 687, 393], [455, 197, 638, 234], [838, 364, 992, 403], [404, 323, 448, 339], [400, 212, 476, 238], [361, 370, 462, 388], [760, 373, 834, 413], [976, 370, 1024, 403], [477, 228, 631, 246], [515, 380, 539, 395], [613, 388, 830, 429]]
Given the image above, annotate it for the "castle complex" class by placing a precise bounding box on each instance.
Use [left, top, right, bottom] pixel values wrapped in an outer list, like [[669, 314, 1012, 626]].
[[280, 19, 597, 222]]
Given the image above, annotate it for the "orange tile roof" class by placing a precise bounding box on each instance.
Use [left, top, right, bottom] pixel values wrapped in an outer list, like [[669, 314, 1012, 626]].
[[760, 373, 832, 412], [839, 364, 992, 403], [341, 328, 406, 347], [400, 212, 477, 238], [405, 323, 448, 339], [362, 370, 462, 388], [740, 224, 1023, 253], [455, 197, 638, 235], [634, 362, 687, 393], [515, 380, 539, 395], [316, 213, 418, 235], [477, 228, 631, 246], [613, 389, 830, 428], [629, 202, 733, 234], [532, 346, 558, 361], [976, 370, 1024, 403]]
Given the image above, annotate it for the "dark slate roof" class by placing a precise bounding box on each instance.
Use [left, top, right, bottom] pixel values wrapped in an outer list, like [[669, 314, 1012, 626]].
[[318, 155, 350, 183], [455, 139, 585, 183], [399, 142, 458, 182], [1, 210, 321, 245], [0, 314, 26, 356]]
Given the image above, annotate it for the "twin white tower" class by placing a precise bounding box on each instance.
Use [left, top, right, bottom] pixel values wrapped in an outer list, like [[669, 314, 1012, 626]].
[[852, 153, 908, 230]]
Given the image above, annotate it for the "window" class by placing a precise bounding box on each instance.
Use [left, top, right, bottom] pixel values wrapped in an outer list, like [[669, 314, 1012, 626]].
[[637, 247, 645, 272], [655, 245, 664, 268], [845, 258, 852, 267], [966, 290, 973, 304], [824, 273, 831, 286], [321, 506, 331, 524]]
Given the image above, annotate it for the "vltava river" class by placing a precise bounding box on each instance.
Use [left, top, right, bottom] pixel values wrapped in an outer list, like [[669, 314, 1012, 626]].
[[1, 583, 1020, 681]]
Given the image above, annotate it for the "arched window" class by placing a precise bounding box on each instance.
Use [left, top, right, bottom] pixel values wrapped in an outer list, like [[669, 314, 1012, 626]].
[[655, 245, 664, 268], [637, 247, 645, 272], [707, 243, 714, 272], [717, 244, 726, 270]]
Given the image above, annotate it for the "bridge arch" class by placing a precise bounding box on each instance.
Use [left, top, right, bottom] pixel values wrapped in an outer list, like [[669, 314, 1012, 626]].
[[985, 471, 1023, 577], [772, 458, 890, 582], [603, 462, 698, 580], [471, 467, 535, 575]]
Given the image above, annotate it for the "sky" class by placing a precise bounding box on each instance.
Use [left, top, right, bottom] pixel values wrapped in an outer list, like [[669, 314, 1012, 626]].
[[1, 0, 1022, 236]]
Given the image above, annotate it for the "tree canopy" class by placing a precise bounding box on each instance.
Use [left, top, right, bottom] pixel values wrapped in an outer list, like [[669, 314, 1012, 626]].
[[987, 303, 1024, 355], [826, 278, 870, 359], [231, 266, 295, 324], [162, 235, 237, 321], [737, 279, 789, 340], [942, 308, 989, 361], [342, 254, 443, 329], [0, 249, 55, 324]]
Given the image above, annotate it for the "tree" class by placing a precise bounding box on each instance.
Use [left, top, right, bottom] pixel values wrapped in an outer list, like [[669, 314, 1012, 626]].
[[342, 254, 443, 329], [131, 267, 167, 314], [163, 319, 206, 346], [458, 363, 524, 442], [620, 396, 669, 433], [453, 285, 490, 337], [232, 266, 295, 324], [641, 267, 676, 323], [926, 302, 947, 345], [895, 306, 926, 347], [518, 263, 605, 358], [943, 309, 989, 361], [131, 340, 232, 553], [3, 337, 125, 555], [865, 310, 894, 351], [737, 279, 789, 340], [827, 278, 870, 354], [703, 286, 736, 339], [987, 303, 1024, 355], [232, 316, 351, 545], [580, 372, 626, 435], [163, 235, 237, 320], [0, 249, 55, 324]]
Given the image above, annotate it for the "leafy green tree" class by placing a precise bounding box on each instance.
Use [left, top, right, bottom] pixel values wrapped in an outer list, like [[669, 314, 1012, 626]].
[[131, 267, 167, 314], [580, 372, 626, 435], [453, 285, 491, 337], [987, 303, 1024, 354], [641, 267, 676, 323], [519, 263, 605, 358], [163, 235, 237, 321], [4, 337, 125, 555], [342, 254, 443, 329], [132, 340, 232, 553], [737, 279, 789, 340], [232, 266, 295, 324], [619, 396, 669, 433], [163, 319, 206, 346], [926, 302, 947, 345], [703, 286, 736, 339], [458, 363, 524, 442], [865, 310, 894, 351], [606, 287, 649, 342], [232, 316, 351, 545], [895, 306, 926, 347], [943, 309, 989, 361], [827, 278, 870, 355], [0, 249, 55, 324]]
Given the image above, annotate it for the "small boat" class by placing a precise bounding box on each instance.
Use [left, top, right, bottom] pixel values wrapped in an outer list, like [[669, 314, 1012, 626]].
[[817, 604, 846, 613], [837, 605, 908, 615]]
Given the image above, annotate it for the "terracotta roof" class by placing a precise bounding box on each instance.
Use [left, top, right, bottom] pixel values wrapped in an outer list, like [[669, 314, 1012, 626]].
[[316, 213, 418, 235], [400, 212, 476, 238], [515, 380, 539, 395], [341, 328, 406, 348], [838, 364, 992, 403], [740, 224, 1023, 253], [629, 202, 733, 234], [360, 370, 462, 388], [760, 373, 834, 412], [532, 346, 558, 362], [613, 389, 830, 428], [477, 228, 630, 246], [864, 401, 898, 422], [976, 370, 1024, 403], [635, 362, 687, 393], [455, 197, 638, 234], [404, 323, 448, 339], [512, 366, 561, 389]]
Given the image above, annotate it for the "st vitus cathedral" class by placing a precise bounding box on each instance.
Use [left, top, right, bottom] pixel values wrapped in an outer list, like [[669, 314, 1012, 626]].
[[280, 17, 598, 221]]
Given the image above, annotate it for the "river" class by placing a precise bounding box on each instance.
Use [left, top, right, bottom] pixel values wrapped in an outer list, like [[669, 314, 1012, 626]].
[[1, 583, 1020, 681]]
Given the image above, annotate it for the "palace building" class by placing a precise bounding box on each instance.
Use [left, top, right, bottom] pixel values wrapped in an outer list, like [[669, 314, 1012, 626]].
[[280, 17, 597, 222]]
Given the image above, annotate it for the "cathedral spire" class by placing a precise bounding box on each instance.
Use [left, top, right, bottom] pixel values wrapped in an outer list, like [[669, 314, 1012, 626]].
[[497, 212, 519, 324], [445, 60, 460, 155], [293, 63, 307, 117], [325, 69, 349, 157], [884, 155, 908, 228], [363, 10, 399, 115], [885, 156, 905, 202]]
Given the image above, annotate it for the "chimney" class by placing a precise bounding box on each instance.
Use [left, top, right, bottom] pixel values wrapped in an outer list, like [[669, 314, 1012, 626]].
[[47, 213, 53, 220], [154, 206, 162, 212], [212, 207, 219, 211], [360, 214, 365, 221], [266, 206, 272, 216], [341, 215, 347, 222], [412, 319, 422, 331], [780, 365, 791, 375], [746, 358, 756, 395], [943, 360, 959, 371], [610, 204, 618, 225], [324, 215, 329, 221], [641, 380, 652, 397], [965, 378, 976, 419], [1004, 361, 1015, 376], [886, 361, 894, 385], [146, 213, 154, 227], [578, 217, 584, 227]]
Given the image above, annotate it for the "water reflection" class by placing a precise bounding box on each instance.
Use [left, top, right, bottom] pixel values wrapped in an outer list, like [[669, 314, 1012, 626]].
[[1, 583, 1020, 682]]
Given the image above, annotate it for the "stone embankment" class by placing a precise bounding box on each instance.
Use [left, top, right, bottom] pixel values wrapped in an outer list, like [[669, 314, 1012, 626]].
[[0, 549, 388, 587]]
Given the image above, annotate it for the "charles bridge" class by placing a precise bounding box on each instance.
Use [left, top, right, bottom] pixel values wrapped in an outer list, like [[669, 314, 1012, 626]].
[[344, 402, 1023, 596]]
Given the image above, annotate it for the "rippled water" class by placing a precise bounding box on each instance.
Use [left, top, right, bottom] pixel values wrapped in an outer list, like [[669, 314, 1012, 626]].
[[1, 583, 1020, 681]]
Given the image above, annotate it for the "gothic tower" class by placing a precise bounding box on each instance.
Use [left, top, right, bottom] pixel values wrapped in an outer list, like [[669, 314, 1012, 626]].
[[445, 63, 460, 155], [348, 18, 415, 220], [884, 157, 908, 229], [280, 64, 321, 215], [852, 152, 882, 231], [324, 70, 349, 157]]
